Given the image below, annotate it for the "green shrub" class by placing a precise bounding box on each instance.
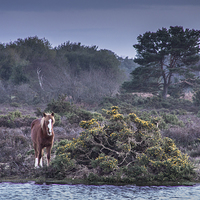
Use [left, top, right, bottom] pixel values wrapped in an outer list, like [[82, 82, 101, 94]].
[[163, 125, 200, 154], [87, 173, 102, 182], [27, 149, 35, 155], [75, 108, 92, 121], [168, 83, 184, 99], [53, 106, 194, 182], [117, 102, 135, 114], [54, 113, 61, 126], [136, 111, 168, 129], [99, 97, 119, 109], [52, 152, 76, 173], [162, 113, 184, 127], [190, 147, 200, 157], [65, 108, 93, 124], [0, 110, 35, 128], [46, 95, 73, 115], [91, 153, 118, 173], [64, 112, 78, 123], [173, 109, 187, 115], [197, 111, 200, 118], [193, 90, 200, 106], [46, 95, 93, 124], [150, 110, 158, 116], [145, 96, 194, 112], [10, 102, 20, 107], [123, 165, 148, 180], [34, 108, 43, 117], [9, 110, 22, 120], [92, 112, 104, 122], [52, 139, 76, 172], [97, 92, 195, 114]]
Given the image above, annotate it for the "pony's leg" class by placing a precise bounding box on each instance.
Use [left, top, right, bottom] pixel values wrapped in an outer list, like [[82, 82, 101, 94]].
[[33, 143, 39, 168], [39, 157, 43, 167], [35, 158, 39, 168], [38, 148, 43, 167], [46, 146, 52, 166]]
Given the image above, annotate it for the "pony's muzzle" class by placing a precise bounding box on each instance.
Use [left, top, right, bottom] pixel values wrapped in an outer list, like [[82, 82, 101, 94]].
[[48, 131, 52, 136]]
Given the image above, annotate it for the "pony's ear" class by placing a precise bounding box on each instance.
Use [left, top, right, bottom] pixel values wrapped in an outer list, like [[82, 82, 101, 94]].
[[51, 112, 54, 116], [43, 113, 46, 117]]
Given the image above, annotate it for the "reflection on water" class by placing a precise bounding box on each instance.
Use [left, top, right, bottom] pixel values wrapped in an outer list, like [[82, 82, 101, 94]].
[[0, 182, 200, 199]]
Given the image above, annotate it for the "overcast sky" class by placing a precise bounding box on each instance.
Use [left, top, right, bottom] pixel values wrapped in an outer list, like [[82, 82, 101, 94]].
[[1, 0, 200, 58]]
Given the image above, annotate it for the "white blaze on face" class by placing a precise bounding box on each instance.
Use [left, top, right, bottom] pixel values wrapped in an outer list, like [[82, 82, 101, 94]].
[[48, 119, 52, 135]]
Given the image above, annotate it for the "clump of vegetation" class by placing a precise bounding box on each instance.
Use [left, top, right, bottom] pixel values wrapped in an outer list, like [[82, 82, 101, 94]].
[[53, 113, 61, 126], [193, 90, 200, 107], [45, 95, 73, 115], [0, 110, 35, 128], [45, 95, 98, 124], [161, 113, 184, 127], [51, 106, 194, 183], [53, 140, 76, 173], [99, 93, 195, 114], [162, 114, 200, 158], [0, 127, 32, 178]]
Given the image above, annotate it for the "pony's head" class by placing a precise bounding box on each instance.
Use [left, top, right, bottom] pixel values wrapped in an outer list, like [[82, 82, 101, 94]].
[[41, 112, 55, 136]]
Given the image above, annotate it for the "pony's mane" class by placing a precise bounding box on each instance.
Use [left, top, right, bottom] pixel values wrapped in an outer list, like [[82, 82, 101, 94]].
[[40, 113, 55, 129]]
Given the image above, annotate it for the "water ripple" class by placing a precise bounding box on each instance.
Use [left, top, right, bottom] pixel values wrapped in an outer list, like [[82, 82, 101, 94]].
[[0, 182, 199, 199]]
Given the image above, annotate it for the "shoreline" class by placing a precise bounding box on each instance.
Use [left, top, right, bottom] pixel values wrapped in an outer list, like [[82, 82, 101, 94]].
[[0, 176, 198, 187]]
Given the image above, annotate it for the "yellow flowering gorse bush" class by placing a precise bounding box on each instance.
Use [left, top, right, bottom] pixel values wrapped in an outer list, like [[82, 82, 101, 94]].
[[53, 106, 194, 182]]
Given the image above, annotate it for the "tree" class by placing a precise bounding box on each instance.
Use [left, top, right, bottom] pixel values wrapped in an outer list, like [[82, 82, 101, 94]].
[[122, 26, 200, 98], [54, 42, 123, 103], [0, 44, 14, 81], [8, 36, 54, 63]]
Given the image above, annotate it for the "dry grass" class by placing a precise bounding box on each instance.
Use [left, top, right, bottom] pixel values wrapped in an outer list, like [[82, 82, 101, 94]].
[[181, 91, 193, 101], [162, 114, 200, 155], [132, 91, 194, 101], [161, 113, 200, 173], [0, 103, 46, 117], [0, 127, 32, 176], [132, 92, 154, 98]]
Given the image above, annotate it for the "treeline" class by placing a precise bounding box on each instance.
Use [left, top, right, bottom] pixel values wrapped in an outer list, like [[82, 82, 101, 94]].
[[0, 37, 129, 104], [2, 26, 198, 107]]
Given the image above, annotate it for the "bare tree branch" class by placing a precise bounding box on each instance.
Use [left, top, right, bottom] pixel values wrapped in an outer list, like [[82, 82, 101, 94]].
[[37, 68, 44, 90]]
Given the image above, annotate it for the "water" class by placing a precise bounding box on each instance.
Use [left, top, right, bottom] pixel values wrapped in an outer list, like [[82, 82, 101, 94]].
[[0, 182, 200, 199]]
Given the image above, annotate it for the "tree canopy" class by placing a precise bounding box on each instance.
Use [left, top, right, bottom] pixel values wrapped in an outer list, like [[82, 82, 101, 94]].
[[0, 37, 123, 104], [122, 26, 200, 98]]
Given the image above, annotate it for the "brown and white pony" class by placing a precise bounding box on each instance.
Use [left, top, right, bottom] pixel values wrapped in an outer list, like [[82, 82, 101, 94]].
[[31, 112, 55, 168]]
